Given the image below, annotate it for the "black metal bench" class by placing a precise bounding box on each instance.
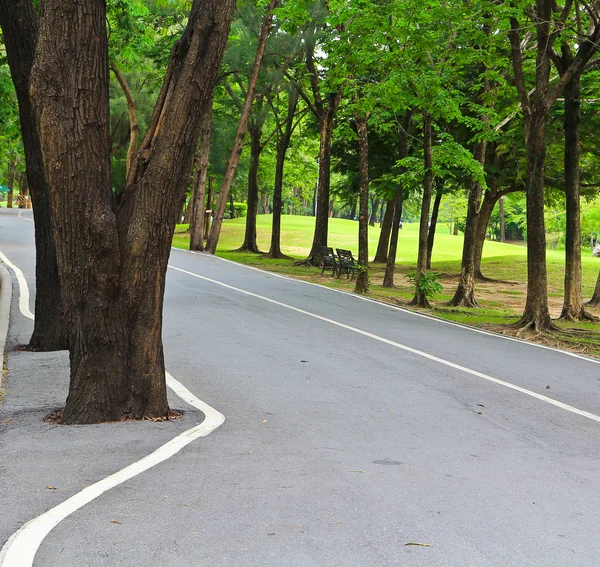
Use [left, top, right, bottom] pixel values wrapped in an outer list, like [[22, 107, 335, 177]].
[[320, 246, 339, 276], [336, 248, 357, 279]]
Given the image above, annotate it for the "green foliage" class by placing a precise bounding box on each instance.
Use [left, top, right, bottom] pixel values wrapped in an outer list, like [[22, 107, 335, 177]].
[[405, 270, 443, 299]]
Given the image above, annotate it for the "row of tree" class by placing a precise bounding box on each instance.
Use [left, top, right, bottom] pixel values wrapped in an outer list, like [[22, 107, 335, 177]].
[[2, 0, 600, 424]]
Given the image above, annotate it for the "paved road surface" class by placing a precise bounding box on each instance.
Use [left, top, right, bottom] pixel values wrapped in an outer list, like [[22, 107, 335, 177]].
[[2, 207, 600, 566]]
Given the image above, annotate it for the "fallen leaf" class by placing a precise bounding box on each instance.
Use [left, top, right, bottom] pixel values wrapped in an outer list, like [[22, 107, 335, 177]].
[[1, 418, 12, 424], [404, 542, 431, 547], [262, 419, 267, 423], [348, 470, 365, 474], [111, 520, 121, 525], [46, 486, 56, 490], [546, 385, 551, 389], [477, 411, 483, 415]]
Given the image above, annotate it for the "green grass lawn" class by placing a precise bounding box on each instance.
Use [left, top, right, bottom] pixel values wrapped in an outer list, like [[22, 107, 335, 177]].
[[173, 214, 600, 357]]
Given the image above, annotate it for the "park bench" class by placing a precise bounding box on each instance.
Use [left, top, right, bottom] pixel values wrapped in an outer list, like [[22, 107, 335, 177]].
[[320, 246, 339, 276], [336, 248, 357, 280]]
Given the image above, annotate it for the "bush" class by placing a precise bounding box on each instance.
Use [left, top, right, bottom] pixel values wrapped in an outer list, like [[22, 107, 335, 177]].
[[405, 270, 443, 299]]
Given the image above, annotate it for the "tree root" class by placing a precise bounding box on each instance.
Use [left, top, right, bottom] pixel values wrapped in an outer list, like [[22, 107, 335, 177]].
[[262, 252, 293, 260]]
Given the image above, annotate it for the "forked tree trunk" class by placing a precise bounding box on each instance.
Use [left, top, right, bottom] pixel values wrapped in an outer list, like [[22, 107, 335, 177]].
[[383, 110, 412, 288], [268, 88, 298, 259], [373, 199, 394, 263], [30, 0, 233, 424], [111, 64, 139, 179], [354, 113, 369, 294], [205, 0, 279, 255], [0, 0, 68, 351], [426, 189, 442, 270], [410, 112, 433, 308], [189, 102, 213, 251], [450, 139, 487, 307]]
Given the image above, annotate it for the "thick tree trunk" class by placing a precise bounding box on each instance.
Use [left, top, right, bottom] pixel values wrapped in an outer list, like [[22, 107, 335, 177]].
[[302, 91, 342, 266], [426, 189, 442, 270], [474, 188, 498, 280], [560, 75, 589, 320], [449, 140, 487, 307], [268, 88, 298, 259], [189, 102, 213, 251], [410, 112, 433, 307], [204, 178, 213, 241], [111, 64, 139, 180], [0, 0, 68, 351], [205, 0, 279, 255], [354, 113, 369, 294], [238, 112, 265, 253], [369, 198, 380, 227], [373, 199, 394, 263], [30, 0, 233, 424]]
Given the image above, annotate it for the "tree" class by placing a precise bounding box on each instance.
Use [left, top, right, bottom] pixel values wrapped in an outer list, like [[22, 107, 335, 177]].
[[15, 0, 234, 424]]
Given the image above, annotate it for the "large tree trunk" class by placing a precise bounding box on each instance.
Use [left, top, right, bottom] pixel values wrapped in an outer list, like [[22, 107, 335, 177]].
[[410, 112, 433, 307], [268, 88, 298, 259], [30, 0, 233, 424], [426, 189, 442, 270], [0, 0, 68, 351], [205, 0, 279, 255], [474, 186, 499, 280], [354, 113, 369, 294], [449, 140, 487, 307], [560, 75, 589, 320], [302, 90, 342, 266], [373, 198, 394, 263], [587, 272, 600, 307], [189, 101, 213, 251], [237, 110, 266, 253]]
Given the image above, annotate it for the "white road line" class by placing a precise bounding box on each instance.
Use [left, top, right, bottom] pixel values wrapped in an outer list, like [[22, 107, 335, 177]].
[[0, 251, 34, 320], [172, 247, 600, 366], [0, 253, 225, 567], [17, 211, 34, 222], [169, 263, 600, 425]]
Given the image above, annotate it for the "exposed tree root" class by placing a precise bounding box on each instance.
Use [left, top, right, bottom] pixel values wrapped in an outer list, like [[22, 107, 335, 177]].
[[233, 245, 263, 254], [262, 252, 292, 260], [409, 294, 431, 309], [558, 308, 599, 323]]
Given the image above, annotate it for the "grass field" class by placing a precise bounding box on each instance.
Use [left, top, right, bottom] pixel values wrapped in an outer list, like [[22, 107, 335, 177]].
[[173, 214, 600, 357]]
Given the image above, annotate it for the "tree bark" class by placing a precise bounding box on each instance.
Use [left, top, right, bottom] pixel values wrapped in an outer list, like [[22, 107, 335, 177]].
[[369, 198, 380, 227], [426, 189, 442, 270], [449, 139, 487, 307], [30, 0, 233, 424], [354, 113, 369, 294], [189, 101, 213, 251], [410, 112, 433, 307], [268, 87, 298, 259], [383, 110, 412, 288], [373, 199, 394, 263], [205, 0, 279, 255], [587, 272, 600, 307], [0, 0, 68, 351], [237, 107, 266, 253]]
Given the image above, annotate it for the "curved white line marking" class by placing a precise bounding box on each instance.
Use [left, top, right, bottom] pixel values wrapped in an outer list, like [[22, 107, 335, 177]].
[[173, 247, 600, 366], [169, 263, 600, 425], [0, 251, 34, 320], [0, 252, 225, 567], [17, 211, 34, 222]]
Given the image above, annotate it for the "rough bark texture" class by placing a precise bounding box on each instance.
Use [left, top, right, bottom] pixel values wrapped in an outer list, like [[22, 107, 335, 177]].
[[426, 190, 442, 270], [30, 0, 233, 424], [189, 102, 213, 251], [410, 112, 433, 308], [205, 0, 278, 255], [354, 114, 369, 294], [0, 0, 68, 350], [449, 140, 487, 307], [268, 88, 298, 259], [373, 199, 394, 263]]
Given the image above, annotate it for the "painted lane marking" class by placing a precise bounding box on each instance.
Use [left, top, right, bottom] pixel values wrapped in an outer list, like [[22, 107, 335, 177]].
[[0, 254, 225, 567], [0, 251, 34, 320], [17, 211, 34, 222], [172, 247, 600, 366], [169, 263, 600, 425]]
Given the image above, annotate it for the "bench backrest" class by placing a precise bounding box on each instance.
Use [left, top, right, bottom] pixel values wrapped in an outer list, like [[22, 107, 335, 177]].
[[336, 249, 355, 262]]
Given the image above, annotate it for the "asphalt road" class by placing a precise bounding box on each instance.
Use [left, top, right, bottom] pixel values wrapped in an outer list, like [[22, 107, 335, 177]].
[[2, 207, 600, 566]]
